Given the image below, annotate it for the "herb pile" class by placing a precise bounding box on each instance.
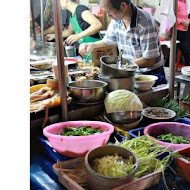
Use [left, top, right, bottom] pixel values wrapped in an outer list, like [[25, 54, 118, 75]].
[[59, 126, 102, 136], [157, 133, 190, 144], [114, 136, 172, 178], [180, 94, 190, 104]]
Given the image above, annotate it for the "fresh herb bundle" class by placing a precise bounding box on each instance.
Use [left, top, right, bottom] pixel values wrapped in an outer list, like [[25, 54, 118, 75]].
[[157, 133, 190, 144], [59, 126, 102, 136], [114, 136, 173, 178], [180, 94, 190, 104]]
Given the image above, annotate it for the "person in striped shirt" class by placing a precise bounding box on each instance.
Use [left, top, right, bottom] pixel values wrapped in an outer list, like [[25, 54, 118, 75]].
[[79, 0, 167, 84]]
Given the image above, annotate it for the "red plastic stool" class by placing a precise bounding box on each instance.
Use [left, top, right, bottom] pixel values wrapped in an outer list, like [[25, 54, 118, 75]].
[[176, 49, 186, 71]]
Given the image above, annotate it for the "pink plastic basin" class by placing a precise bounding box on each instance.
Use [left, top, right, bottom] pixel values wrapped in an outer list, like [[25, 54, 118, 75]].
[[144, 122, 190, 151], [43, 121, 114, 157]]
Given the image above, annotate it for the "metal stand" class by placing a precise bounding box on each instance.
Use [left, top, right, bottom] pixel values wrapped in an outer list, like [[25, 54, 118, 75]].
[[30, 0, 36, 40], [52, 0, 68, 121], [40, 0, 45, 43], [169, 0, 178, 99]]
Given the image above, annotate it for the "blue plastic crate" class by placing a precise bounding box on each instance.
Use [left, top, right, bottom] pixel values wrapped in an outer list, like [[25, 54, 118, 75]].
[[128, 127, 145, 138], [172, 117, 190, 125]]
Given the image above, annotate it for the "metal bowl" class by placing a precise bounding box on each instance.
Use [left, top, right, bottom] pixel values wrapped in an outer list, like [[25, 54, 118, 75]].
[[67, 80, 108, 103], [106, 111, 142, 124], [100, 56, 137, 78], [85, 145, 138, 190], [99, 75, 134, 92], [30, 40, 56, 58]]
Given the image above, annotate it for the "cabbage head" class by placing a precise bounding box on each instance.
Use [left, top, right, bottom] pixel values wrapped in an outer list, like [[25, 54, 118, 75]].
[[104, 89, 143, 113]]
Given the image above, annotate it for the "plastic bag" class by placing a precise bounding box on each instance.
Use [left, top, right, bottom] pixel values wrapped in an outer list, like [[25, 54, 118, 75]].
[[154, 0, 176, 40]]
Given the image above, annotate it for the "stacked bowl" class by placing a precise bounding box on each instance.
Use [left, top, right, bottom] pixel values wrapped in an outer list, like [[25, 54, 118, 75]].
[[104, 89, 143, 130], [99, 56, 138, 92]]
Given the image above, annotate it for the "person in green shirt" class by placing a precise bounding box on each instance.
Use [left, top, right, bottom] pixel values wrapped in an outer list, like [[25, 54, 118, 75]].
[[46, 0, 103, 45]]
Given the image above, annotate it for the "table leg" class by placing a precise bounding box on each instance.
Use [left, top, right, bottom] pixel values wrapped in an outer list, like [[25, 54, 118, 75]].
[[176, 82, 180, 97]]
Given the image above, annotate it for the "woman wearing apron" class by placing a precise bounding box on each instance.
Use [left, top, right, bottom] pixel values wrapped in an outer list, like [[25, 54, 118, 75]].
[[46, 0, 102, 58]]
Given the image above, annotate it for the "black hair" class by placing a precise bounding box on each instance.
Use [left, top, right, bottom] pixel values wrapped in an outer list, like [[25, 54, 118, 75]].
[[109, 0, 131, 10]]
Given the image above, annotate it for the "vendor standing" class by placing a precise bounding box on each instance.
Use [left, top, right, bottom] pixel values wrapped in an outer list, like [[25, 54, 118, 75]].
[[79, 0, 167, 85], [46, 0, 103, 55]]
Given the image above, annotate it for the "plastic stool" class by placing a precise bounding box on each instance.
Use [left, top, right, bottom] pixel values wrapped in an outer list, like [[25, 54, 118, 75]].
[[176, 49, 186, 71]]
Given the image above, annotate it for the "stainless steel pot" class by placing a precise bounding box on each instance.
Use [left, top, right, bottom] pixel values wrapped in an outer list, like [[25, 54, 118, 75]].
[[30, 39, 56, 58], [100, 56, 137, 78], [99, 75, 134, 92], [67, 80, 108, 103]]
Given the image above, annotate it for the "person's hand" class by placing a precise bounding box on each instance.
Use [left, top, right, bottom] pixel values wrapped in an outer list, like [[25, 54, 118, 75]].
[[79, 43, 93, 57], [45, 34, 56, 41], [181, 19, 190, 29], [66, 34, 80, 45]]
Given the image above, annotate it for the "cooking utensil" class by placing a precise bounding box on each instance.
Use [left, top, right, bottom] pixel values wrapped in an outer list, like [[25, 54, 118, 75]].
[[104, 112, 143, 130], [30, 39, 57, 59], [100, 55, 137, 78], [67, 80, 108, 103], [85, 145, 138, 190], [106, 111, 142, 124], [84, 50, 92, 67], [99, 75, 134, 92], [116, 49, 123, 69]]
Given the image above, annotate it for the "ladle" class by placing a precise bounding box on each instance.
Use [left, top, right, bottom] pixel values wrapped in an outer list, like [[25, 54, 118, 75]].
[[116, 49, 123, 69]]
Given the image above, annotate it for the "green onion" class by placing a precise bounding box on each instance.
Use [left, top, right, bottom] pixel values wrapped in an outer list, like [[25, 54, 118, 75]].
[[113, 136, 172, 178]]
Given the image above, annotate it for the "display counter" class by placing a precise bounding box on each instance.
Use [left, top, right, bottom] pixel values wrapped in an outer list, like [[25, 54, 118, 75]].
[[30, 84, 170, 128]]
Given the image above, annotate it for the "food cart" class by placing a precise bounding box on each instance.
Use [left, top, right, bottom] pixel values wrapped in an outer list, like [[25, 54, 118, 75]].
[[30, 0, 190, 189]]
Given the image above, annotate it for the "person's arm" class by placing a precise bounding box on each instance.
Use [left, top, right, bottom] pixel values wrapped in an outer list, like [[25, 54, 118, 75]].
[[62, 23, 74, 37], [44, 25, 55, 35], [79, 40, 107, 56], [66, 10, 103, 45], [78, 10, 102, 39], [181, 19, 190, 29], [45, 23, 74, 41], [134, 57, 155, 68]]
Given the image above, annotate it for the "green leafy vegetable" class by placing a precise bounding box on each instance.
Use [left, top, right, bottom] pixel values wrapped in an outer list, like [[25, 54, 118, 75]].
[[157, 133, 190, 144], [104, 89, 143, 113], [181, 94, 190, 104], [59, 126, 103, 136]]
